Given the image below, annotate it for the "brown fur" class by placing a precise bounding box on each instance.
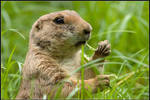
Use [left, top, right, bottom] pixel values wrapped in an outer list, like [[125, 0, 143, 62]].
[[16, 10, 111, 99]]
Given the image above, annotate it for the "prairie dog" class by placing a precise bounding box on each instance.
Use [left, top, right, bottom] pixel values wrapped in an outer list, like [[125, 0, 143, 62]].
[[16, 10, 111, 99]]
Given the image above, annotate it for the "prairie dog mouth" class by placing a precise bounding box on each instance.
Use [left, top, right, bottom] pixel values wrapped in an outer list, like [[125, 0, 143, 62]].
[[75, 41, 86, 47]]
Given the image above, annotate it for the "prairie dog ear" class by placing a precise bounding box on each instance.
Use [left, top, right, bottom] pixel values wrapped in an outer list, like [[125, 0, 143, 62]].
[[34, 20, 43, 31]]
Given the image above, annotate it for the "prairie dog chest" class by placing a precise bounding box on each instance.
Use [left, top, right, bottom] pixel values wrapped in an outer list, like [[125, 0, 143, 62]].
[[60, 51, 81, 77]]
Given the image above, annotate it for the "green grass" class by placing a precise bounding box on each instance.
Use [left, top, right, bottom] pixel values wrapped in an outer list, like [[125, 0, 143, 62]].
[[1, 1, 149, 99]]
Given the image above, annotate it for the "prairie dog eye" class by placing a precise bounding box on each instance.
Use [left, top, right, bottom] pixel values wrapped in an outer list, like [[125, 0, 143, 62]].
[[53, 16, 64, 24]]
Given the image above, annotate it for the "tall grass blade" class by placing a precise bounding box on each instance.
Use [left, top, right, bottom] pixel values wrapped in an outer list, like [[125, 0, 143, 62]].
[[81, 45, 85, 99], [2, 9, 11, 28], [8, 29, 26, 40]]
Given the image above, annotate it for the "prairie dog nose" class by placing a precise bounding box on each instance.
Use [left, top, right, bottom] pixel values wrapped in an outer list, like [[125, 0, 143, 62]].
[[83, 24, 92, 35], [83, 29, 91, 35]]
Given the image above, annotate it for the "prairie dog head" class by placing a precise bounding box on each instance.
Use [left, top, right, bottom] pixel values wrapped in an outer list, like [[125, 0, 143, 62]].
[[30, 10, 92, 58]]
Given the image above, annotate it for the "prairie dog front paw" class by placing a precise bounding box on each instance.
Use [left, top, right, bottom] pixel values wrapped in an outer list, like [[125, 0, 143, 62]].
[[93, 40, 111, 59], [92, 75, 110, 92]]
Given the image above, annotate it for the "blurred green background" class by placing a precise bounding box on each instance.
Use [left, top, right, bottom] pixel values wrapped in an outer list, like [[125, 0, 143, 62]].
[[1, 1, 149, 99]]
